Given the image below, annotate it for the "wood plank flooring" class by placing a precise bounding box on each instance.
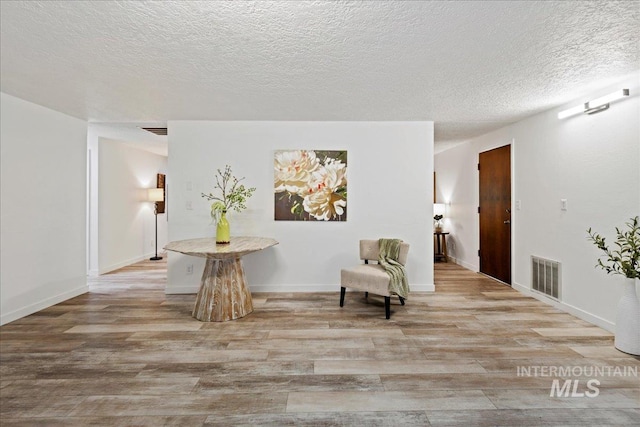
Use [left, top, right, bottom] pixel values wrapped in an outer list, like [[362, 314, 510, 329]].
[[1, 259, 639, 426]]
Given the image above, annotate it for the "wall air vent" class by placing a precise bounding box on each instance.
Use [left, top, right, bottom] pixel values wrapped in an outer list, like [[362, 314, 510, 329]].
[[531, 256, 561, 300], [141, 127, 168, 136]]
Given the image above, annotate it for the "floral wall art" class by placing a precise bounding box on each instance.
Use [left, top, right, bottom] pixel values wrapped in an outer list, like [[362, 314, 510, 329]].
[[274, 150, 347, 221]]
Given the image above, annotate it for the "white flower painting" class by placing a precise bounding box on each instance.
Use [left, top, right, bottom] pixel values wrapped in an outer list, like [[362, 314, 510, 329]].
[[274, 150, 347, 221]]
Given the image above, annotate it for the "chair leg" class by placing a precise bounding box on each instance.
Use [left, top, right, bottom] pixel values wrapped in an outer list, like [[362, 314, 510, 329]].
[[340, 287, 346, 307], [399, 296, 405, 306], [365, 291, 368, 299], [385, 296, 390, 319]]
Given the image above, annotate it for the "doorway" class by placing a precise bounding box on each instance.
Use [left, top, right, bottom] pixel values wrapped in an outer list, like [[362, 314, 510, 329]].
[[479, 145, 511, 285]]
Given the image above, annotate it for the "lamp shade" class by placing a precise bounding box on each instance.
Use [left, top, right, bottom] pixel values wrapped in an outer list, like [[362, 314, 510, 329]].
[[148, 188, 164, 202], [434, 203, 446, 217]]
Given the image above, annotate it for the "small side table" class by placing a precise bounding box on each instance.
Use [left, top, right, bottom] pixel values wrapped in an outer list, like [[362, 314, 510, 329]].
[[164, 236, 278, 322], [434, 231, 449, 262]]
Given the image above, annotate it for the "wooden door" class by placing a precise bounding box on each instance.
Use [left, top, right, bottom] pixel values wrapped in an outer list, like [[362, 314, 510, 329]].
[[479, 145, 511, 284]]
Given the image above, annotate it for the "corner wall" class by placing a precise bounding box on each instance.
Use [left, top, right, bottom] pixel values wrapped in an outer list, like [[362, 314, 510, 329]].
[[435, 74, 640, 330], [97, 139, 168, 274], [1, 93, 88, 325], [167, 121, 434, 294]]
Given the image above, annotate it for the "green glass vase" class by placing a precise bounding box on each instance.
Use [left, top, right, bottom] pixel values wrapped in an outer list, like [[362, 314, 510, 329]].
[[216, 211, 230, 244]]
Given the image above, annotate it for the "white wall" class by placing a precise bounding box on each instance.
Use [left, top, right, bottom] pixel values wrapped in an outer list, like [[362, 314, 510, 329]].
[[97, 139, 168, 274], [87, 127, 99, 275], [167, 121, 434, 294], [1, 93, 88, 325], [434, 141, 481, 271], [435, 74, 640, 331]]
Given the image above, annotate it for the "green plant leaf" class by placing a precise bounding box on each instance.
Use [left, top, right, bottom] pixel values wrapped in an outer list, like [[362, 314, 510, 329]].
[[588, 216, 640, 279]]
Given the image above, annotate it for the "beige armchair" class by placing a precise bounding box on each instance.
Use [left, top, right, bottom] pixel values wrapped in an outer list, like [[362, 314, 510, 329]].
[[340, 239, 410, 319]]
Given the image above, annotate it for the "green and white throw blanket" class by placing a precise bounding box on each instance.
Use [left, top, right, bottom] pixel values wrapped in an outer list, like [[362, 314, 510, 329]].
[[378, 238, 409, 299]]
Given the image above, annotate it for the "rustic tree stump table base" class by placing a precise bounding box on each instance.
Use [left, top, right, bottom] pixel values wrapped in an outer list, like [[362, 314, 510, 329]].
[[164, 236, 279, 322]]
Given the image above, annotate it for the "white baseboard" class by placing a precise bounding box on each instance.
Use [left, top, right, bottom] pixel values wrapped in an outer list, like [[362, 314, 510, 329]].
[[251, 284, 344, 293], [512, 281, 615, 333], [1, 284, 88, 326], [165, 285, 198, 294], [99, 253, 155, 275], [449, 257, 478, 272], [252, 283, 435, 293], [165, 283, 435, 295]]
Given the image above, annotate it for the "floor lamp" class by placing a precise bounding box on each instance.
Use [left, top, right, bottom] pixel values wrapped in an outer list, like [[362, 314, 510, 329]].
[[148, 188, 164, 261]]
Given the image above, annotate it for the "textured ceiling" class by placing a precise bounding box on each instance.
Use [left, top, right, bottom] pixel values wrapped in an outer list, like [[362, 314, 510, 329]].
[[1, 1, 639, 147]]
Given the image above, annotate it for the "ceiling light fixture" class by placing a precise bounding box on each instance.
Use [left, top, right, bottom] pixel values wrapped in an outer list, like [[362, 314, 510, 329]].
[[557, 104, 585, 119], [557, 89, 629, 119]]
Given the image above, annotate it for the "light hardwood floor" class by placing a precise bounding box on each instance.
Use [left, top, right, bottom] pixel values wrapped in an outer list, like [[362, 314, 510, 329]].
[[1, 258, 639, 426]]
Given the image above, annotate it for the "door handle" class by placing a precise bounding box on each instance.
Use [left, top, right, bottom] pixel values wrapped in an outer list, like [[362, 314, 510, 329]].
[[505, 208, 511, 214], [504, 220, 511, 224]]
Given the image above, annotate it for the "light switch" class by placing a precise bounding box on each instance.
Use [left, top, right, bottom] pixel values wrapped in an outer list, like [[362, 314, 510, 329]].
[[186, 201, 193, 210], [516, 200, 521, 210], [561, 199, 567, 211]]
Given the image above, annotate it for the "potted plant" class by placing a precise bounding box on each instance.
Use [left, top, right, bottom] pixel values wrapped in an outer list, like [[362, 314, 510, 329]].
[[587, 216, 640, 355], [201, 165, 256, 244]]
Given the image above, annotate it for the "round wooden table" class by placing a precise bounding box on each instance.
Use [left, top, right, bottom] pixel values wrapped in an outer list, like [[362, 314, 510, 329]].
[[164, 236, 278, 322]]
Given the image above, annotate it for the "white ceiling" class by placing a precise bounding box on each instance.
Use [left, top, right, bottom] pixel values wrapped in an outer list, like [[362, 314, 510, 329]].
[[1, 1, 638, 150]]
